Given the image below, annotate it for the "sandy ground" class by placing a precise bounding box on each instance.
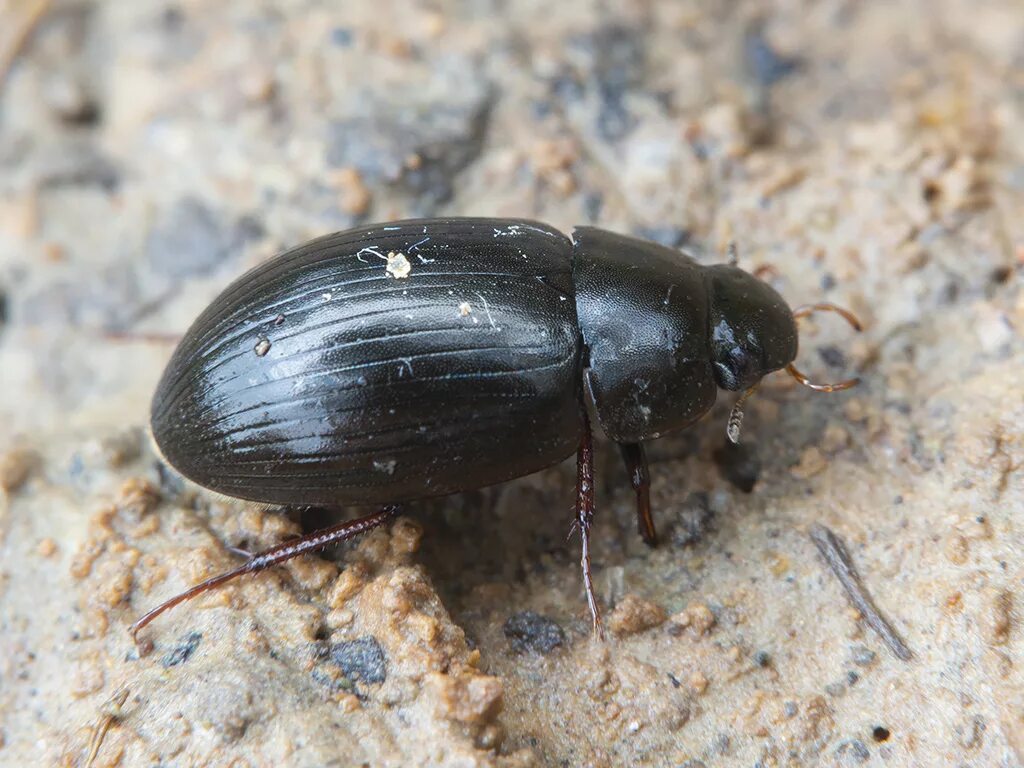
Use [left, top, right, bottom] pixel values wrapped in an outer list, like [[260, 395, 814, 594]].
[[1, 0, 1022, 766]]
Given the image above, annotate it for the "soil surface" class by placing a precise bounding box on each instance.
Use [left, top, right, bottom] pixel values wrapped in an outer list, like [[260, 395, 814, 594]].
[[1, 1, 1022, 766]]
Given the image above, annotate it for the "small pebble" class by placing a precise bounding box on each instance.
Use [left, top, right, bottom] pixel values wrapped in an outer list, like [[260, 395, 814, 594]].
[[669, 601, 716, 636], [608, 594, 667, 636], [790, 446, 828, 479], [835, 738, 870, 764], [161, 632, 203, 668], [987, 590, 1013, 646], [688, 670, 709, 695], [389, 517, 423, 555], [336, 167, 372, 216], [37, 538, 57, 557], [0, 448, 38, 493], [429, 673, 503, 724], [851, 646, 876, 667]]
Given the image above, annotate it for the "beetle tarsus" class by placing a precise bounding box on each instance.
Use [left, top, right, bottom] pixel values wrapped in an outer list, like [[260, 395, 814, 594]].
[[129, 505, 401, 647], [576, 403, 604, 637], [620, 442, 656, 547]]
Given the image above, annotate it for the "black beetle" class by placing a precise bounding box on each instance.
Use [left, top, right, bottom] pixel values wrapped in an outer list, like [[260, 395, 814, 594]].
[[133, 217, 860, 641]]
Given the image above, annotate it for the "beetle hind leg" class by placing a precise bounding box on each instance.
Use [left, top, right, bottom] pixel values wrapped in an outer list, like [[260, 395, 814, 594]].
[[620, 442, 656, 547], [130, 505, 401, 649]]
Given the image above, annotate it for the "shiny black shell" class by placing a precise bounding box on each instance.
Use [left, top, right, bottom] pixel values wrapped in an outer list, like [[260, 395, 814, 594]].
[[152, 217, 798, 508], [573, 227, 717, 443], [151, 219, 582, 506]]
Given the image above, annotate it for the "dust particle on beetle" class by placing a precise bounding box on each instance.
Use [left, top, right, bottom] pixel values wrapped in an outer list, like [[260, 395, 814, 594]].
[[458, 301, 472, 316], [386, 251, 412, 278], [254, 337, 271, 357]]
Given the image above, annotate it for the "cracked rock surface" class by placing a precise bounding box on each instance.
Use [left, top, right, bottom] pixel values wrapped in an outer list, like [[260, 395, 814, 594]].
[[1, 1, 1022, 766]]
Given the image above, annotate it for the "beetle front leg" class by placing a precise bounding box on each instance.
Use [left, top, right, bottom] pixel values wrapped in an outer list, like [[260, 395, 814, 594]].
[[576, 403, 604, 637], [620, 442, 656, 547]]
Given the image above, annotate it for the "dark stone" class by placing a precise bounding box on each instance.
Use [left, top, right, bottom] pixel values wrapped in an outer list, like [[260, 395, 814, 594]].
[[325, 72, 493, 208], [331, 27, 354, 47], [834, 739, 870, 763], [36, 143, 120, 192], [503, 610, 566, 654], [818, 345, 848, 369], [713, 441, 761, 493], [330, 636, 387, 684], [754, 650, 771, 667], [990, 265, 1013, 285], [851, 646, 876, 667], [744, 24, 802, 88], [670, 492, 714, 547], [161, 631, 202, 667], [146, 197, 258, 278], [570, 25, 645, 142]]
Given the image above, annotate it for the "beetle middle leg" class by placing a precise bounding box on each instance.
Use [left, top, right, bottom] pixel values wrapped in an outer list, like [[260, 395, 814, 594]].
[[620, 442, 656, 546], [130, 505, 401, 647], [576, 403, 604, 637]]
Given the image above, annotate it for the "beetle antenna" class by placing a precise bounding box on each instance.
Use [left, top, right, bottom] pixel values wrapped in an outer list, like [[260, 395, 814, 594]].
[[727, 241, 739, 267], [787, 303, 862, 392], [726, 382, 759, 443]]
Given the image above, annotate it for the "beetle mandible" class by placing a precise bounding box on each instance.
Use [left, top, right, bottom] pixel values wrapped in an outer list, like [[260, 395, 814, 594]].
[[132, 218, 860, 642]]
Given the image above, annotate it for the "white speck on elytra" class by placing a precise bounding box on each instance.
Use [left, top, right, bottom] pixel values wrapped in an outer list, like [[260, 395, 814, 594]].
[[386, 251, 412, 278], [373, 459, 397, 475], [475, 292, 496, 328], [355, 245, 386, 263], [254, 337, 271, 357], [458, 302, 472, 317]]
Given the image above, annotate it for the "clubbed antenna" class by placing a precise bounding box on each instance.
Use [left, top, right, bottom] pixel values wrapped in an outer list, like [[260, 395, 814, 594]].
[[726, 383, 760, 444]]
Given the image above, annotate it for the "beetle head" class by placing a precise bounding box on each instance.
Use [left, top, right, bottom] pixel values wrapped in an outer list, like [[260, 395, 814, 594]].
[[706, 264, 798, 391]]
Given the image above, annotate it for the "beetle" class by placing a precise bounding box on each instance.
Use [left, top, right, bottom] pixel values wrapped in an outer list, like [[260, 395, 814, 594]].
[[132, 217, 860, 642]]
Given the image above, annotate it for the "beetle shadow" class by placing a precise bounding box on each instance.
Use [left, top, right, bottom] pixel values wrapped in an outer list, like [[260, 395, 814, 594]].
[[411, 465, 580, 621]]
